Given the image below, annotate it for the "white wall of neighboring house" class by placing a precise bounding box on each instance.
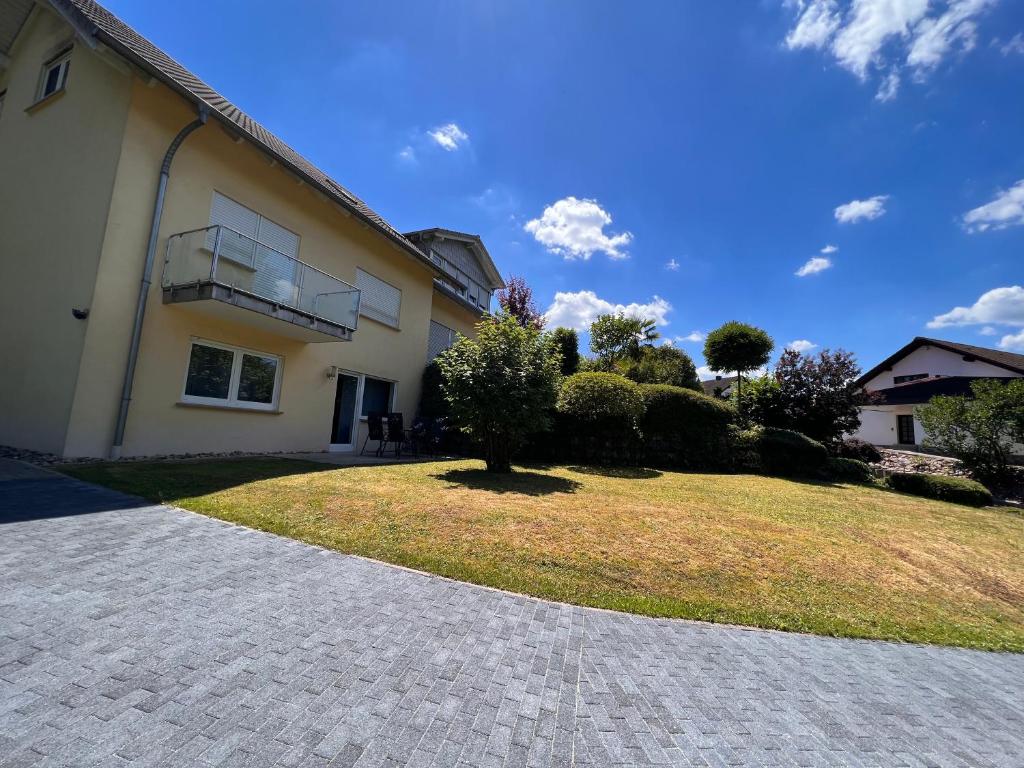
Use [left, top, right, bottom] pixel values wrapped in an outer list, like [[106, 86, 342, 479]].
[[855, 406, 922, 446], [861, 345, 1009, 390]]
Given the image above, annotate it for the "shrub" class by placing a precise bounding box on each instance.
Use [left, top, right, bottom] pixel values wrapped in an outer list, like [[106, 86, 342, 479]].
[[639, 384, 734, 469], [757, 428, 828, 477], [556, 373, 645, 464], [824, 457, 874, 483], [438, 314, 560, 472], [887, 473, 993, 507], [418, 362, 449, 419], [557, 373, 645, 430], [728, 425, 763, 473], [837, 438, 882, 464]]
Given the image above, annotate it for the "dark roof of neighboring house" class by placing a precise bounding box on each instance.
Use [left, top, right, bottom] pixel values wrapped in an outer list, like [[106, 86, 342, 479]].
[[857, 336, 1024, 387], [701, 376, 738, 396], [870, 376, 1020, 405], [22, 0, 441, 277], [403, 228, 505, 290]]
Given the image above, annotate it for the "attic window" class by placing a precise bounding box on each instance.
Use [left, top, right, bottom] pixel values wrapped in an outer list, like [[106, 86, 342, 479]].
[[961, 355, 976, 362], [894, 373, 928, 385], [37, 49, 71, 101]]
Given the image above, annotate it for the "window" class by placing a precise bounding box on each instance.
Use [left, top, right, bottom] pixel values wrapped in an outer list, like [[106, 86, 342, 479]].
[[182, 340, 282, 411], [894, 373, 928, 385], [428, 321, 456, 361], [37, 50, 71, 101], [897, 415, 916, 445], [360, 376, 395, 417], [356, 268, 401, 328], [0, 90, 6, 120]]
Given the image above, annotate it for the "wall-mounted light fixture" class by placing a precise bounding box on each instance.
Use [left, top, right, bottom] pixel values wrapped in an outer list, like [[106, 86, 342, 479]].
[[72, 307, 90, 320], [326, 365, 337, 381]]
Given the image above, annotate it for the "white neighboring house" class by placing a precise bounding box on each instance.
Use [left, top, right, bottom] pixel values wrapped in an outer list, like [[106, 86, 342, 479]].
[[853, 337, 1024, 448]]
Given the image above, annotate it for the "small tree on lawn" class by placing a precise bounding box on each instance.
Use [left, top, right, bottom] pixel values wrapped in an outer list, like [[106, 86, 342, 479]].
[[436, 314, 560, 472], [549, 327, 581, 376], [703, 321, 773, 414], [496, 274, 544, 330], [918, 378, 1024, 483], [590, 313, 659, 371], [771, 348, 864, 449]]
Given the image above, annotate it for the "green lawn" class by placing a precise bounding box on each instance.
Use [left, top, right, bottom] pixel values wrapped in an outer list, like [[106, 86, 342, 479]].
[[64, 458, 1024, 651]]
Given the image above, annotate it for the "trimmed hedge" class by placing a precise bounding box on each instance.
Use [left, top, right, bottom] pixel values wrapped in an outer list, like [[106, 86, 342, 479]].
[[837, 438, 882, 464], [728, 426, 764, 473], [757, 428, 828, 477], [824, 457, 874, 483], [555, 373, 645, 464], [887, 472, 993, 507], [639, 384, 734, 470]]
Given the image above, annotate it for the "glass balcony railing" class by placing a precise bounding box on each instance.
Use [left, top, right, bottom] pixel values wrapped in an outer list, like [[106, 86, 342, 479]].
[[162, 225, 361, 332]]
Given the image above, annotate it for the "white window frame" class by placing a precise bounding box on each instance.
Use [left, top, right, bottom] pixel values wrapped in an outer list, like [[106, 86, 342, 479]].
[[180, 338, 284, 412], [37, 49, 71, 101], [356, 268, 402, 328]]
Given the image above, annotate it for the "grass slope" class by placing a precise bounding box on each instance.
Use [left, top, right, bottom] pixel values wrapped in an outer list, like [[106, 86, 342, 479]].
[[65, 458, 1024, 651]]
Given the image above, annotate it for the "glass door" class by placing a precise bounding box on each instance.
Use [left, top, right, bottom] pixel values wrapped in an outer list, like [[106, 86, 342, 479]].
[[329, 373, 361, 451]]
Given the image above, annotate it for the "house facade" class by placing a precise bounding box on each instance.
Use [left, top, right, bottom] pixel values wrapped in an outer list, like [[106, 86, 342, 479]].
[[0, 0, 503, 459], [853, 337, 1024, 448]]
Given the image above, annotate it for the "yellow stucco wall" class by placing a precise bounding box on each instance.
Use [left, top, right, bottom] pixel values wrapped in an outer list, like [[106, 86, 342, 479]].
[[0, 7, 133, 454], [62, 76, 444, 457]]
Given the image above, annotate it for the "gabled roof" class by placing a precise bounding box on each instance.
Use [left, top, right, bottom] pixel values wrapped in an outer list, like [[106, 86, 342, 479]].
[[856, 336, 1024, 387], [869, 375, 1019, 405], [13, 0, 440, 277], [700, 375, 738, 397], [403, 228, 505, 290]]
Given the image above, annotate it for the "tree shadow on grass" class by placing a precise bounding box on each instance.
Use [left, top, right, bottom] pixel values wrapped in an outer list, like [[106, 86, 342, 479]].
[[432, 468, 582, 496], [565, 465, 663, 480]]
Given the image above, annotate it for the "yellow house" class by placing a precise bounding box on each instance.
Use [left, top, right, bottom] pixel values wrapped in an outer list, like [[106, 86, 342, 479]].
[[0, 0, 503, 459]]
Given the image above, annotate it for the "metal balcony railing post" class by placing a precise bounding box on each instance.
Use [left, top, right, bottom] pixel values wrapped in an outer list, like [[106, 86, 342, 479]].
[[210, 226, 223, 281]]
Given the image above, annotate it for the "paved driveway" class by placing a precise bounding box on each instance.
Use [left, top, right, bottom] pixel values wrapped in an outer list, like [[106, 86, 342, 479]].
[[2, 463, 1023, 768]]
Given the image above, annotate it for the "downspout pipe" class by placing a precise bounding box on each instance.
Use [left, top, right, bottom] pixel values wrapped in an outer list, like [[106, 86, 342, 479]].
[[110, 107, 208, 459]]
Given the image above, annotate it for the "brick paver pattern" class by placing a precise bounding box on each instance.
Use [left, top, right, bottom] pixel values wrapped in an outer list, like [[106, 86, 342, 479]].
[[1, 471, 1023, 767]]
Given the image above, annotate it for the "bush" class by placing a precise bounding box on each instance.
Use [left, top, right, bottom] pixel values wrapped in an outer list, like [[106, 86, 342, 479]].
[[418, 362, 449, 419], [837, 438, 882, 464], [728, 425, 763, 473], [757, 428, 828, 477], [556, 373, 645, 464], [639, 384, 734, 469], [887, 473, 993, 507], [823, 457, 874, 483]]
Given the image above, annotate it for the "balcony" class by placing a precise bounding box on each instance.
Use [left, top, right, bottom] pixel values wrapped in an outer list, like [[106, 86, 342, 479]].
[[161, 226, 360, 342]]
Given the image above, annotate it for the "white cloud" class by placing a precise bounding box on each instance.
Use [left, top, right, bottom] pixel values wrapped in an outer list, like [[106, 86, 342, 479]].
[[926, 286, 1024, 328], [679, 331, 706, 343], [820, 244, 839, 254], [979, 325, 997, 335], [999, 330, 1024, 351], [796, 256, 833, 276], [543, 290, 670, 331], [785, 0, 842, 49], [525, 197, 633, 260], [962, 179, 1024, 232], [906, 0, 993, 77], [665, 258, 680, 271], [834, 194, 888, 223], [999, 32, 1024, 55], [697, 365, 721, 380], [875, 70, 900, 101], [428, 123, 469, 151], [783, 0, 998, 99], [787, 339, 819, 353], [396, 145, 416, 163]]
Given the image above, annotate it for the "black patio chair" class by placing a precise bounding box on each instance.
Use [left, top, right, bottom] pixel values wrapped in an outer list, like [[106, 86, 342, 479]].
[[360, 412, 386, 456], [384, 413, 405, 457]]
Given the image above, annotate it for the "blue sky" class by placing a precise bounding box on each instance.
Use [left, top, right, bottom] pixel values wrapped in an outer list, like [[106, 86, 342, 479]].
[[105, 0, 1024, 377]]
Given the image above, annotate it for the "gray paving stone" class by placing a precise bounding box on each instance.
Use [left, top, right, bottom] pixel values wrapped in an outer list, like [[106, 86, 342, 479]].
[[1, 472, 1023, 766]]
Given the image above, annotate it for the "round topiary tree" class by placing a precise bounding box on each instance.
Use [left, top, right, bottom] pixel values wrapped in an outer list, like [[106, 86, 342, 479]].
[[703, 321, 774, 414]]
